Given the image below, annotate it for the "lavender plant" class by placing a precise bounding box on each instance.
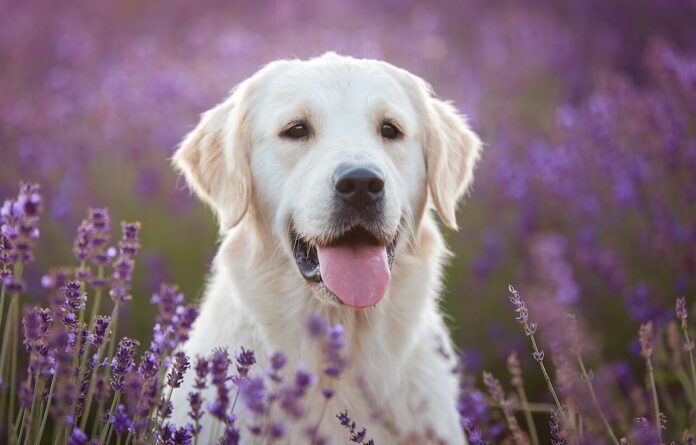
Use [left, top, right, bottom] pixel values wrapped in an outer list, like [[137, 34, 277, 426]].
[[0, 182, 695, 443], [2, 2, 696, 442], [459, 285, 696, 444]]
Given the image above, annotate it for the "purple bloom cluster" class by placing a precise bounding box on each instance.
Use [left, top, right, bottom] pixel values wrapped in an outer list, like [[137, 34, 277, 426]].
[[111, 337, 139, 391], [336, 410, 374, 445], [0, 183, 42, 289], [109, 222, 141, 303]]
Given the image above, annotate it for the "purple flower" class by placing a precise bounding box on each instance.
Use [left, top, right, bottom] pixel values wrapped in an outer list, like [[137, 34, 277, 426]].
[[137, 351, 161, 378], [482, 371, 506, 406], [67, 427, 88, 445], [337, 410, 356, 429], [159, 422, 194, 445], [109, 221, 141, 302], [72, 208, 110, 263], [152, 283, 184, 324], [336, 410, 373, 444], [188, 392, 203, 424], [19, 379, 33, 408], [217, 424, 240, 445], [111, 403, 132, 435], [90, 315, 110, 347], [638, 321, 654, 359], [208, 348, 231, 421], [508, 285, 531, 327], [167, 351, 191, 388], [307, 315, 327, 338], [193, 356, 209, 390], [22, 306, 44, 348], [278, 367, 316, 418], [323, 324, 347, 378], [63, 281, 86, 314], [240, 376, 266, 414], [234, 346, 256, 378], [267, 420, 285, 438], [267, 351, 286, 382], [467, 427, 487, 445], [549, 411, 567, 445], [350, 428, 367, 443], [1, 183, 42, 264], [532, 351, 545, 362], [111, 337, 139, 391], [173, 305, 198, 343], [676, 296, 688, 329]]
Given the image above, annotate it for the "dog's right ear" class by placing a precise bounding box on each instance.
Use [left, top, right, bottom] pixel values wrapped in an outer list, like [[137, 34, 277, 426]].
[[172, 84, 252, 232]]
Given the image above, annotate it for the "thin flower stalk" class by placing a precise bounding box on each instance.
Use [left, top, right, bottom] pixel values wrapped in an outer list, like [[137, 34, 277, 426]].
[[676, 297, 696, 400], [483, 371, 530, 445], [575, 355, 620, 445], [565, 314, 620, 445], [23, 365, 42, 444], [508, 285, 568, 426], [507, 352, 540, 445], [88, 265, 106, 329], [639, 321, 662, 444], [3, 261, 24, 444], [33, 368, 57, 445], [79, 330, 111, 430], [666, 320, 696, 407]]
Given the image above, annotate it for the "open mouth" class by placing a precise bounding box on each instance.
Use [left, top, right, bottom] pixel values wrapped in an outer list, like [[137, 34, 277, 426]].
[[291, 226, 397, 308]]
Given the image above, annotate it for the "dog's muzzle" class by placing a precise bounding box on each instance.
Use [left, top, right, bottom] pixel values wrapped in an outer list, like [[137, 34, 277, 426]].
[[291, 164, 397, 309]]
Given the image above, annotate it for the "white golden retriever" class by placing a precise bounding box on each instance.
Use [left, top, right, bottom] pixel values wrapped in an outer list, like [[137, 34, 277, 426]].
[[170, 53, 482, 444]]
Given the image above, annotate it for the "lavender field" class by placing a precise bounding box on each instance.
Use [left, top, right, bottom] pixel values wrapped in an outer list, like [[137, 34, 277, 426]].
[[1, 0, 696, 443]]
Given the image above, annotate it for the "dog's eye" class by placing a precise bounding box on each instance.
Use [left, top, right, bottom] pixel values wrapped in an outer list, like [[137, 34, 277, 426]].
[[281, 123, 310, 140], [381, 122, 402, 140]]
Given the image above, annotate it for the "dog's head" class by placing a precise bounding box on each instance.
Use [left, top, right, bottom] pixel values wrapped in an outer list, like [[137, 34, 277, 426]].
[[173, 53, 481, 309]]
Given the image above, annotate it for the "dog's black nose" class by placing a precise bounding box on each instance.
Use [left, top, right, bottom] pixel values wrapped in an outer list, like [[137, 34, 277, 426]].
[[334, 166, 384, 208]]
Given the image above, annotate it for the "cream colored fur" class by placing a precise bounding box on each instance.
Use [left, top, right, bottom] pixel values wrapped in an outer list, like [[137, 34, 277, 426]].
[[170, 53, 482, 444]]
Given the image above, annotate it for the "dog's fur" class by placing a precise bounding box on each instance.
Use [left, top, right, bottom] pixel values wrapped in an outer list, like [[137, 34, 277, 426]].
[[170, 53, 482, 444]]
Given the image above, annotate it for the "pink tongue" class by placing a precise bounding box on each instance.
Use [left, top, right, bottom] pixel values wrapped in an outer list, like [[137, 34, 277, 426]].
[[316, 243, 390, 308]]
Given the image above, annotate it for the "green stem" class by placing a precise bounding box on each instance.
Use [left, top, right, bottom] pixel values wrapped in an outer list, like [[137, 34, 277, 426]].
[[22, 365, 41, 445], [513, 384, 539, 445], [98, 392, 120, 445], [9, 290, 19, 438], [88, 266, 105, 327], [154, 385, 176, 434], [576, 355, 619, 445], [0, 279, 7, 342], [16, 408, 26, 445], [230, 387, 240, 414], [94, 301, 120, 436], [72, 262, 89, 371], [34, 369, 57, 445], [0, 293, 18, 442], [79, 342, 108, 430], [528, 332, 567, 425], [675, 367, 696, 406], [646, 357, 662, 444], [487, 399, 556, 413], [682, 325, 696, 401]]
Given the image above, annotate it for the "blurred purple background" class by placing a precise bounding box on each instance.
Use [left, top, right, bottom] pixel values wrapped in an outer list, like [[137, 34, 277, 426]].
[[2, 0, 696, 414]]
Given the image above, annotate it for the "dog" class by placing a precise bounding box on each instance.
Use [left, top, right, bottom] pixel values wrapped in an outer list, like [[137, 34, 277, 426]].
[[170, 52, 482, 444]]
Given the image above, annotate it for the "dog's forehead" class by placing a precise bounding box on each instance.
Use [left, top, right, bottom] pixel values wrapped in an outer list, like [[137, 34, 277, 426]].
[[256, 57, 414, 115]]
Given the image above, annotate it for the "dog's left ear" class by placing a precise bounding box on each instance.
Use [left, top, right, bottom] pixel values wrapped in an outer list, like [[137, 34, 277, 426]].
[[424, 97, 483, 230], [172, 83, 253, 232]]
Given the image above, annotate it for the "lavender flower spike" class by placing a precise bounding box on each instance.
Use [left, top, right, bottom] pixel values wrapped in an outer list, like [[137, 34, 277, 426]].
[[167, 351, 191, 389], [111, 337, 139, 391]]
